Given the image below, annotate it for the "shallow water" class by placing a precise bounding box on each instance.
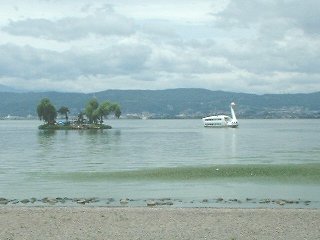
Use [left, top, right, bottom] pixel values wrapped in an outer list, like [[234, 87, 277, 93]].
[[0, 119, 319, 207]]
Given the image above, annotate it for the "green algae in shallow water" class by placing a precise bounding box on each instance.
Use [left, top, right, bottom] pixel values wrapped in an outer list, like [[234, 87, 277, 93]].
[[41, 164, 320, 183]]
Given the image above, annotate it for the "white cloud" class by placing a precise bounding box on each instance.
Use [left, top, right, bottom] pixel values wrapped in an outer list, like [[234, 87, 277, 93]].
[[2, 10, 135, 41]]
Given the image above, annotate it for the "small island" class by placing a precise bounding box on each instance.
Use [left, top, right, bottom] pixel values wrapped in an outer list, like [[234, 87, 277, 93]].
[[37, 98, 121, 130]]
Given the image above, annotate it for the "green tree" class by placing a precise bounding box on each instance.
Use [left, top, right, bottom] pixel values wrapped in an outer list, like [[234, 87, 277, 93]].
[[37, 98, 57, 124], [57, 106, 69, 122], [110, 103, 121, 118], [85, 99, 121, 124], [96, 101, 111, 124], [85, 98, 99, 124], [97, 101, 121, 124]]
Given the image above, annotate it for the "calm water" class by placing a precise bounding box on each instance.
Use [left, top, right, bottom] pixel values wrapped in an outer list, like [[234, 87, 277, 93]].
[[0, 119, 320, 207]]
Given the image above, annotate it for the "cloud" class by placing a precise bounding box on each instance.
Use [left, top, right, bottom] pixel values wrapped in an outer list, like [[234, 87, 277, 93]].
[[2, 9, 135, 41], [209, 0, 320, 75], [214, 0, 320, 36], [0, 0, 320, 94], [0, 41, 152, 80], [0, 35, 233, 79]]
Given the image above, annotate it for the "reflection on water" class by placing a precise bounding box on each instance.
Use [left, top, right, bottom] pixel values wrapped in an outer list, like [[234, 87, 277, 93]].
[[36, 128, 123, 171], [37, 128, 122, 146], [38, 130, 56, 145], [231, 130, 237, 157]]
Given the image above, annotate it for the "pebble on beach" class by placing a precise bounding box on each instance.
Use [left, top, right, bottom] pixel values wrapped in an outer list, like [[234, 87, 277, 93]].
[[120, 198, 129, 205], [146, 200, 157, 207], [0, 198, 9, 205], [0, 197, 315, 207], [20, 199, 30, 204]]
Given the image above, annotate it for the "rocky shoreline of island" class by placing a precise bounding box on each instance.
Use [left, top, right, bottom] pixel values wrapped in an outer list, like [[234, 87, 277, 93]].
[[38, 123, 112, 130]]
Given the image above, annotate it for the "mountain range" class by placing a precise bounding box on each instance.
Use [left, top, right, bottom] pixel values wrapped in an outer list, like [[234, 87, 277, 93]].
[[0, 88, 319, 119], [0, 84, 23, 93]]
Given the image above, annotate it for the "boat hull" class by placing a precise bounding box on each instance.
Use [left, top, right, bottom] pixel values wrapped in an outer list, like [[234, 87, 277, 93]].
[[203, 121, 238, 128]]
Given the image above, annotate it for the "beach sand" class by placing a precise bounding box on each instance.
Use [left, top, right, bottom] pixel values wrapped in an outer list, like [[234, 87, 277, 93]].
[[0, 207, 319, 240]]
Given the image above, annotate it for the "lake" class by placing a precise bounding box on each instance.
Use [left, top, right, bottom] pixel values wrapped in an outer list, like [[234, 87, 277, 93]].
[[0, 119, 319, 208]]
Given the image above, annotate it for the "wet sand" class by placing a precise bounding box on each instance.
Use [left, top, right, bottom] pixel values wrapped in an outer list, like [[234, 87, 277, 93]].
[[0, 207, 319, 240]]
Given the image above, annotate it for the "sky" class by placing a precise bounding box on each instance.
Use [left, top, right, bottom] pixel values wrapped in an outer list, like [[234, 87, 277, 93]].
[[0, 0, 319, 94]]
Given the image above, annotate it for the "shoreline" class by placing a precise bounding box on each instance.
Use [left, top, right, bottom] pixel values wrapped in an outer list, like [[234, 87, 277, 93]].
[[1, 207, 319, 239], [38, 123, 112, 130], [0, 196, 318, 208]]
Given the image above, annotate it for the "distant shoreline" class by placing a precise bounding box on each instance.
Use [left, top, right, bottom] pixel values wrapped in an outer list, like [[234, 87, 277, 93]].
[[1, 88, 320, 119], [1, 207, 319, 240], [1, 117, 320, 120]]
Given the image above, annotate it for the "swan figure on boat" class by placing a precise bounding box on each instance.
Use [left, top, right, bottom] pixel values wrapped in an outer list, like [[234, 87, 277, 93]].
[[202, 102, 238, 128]]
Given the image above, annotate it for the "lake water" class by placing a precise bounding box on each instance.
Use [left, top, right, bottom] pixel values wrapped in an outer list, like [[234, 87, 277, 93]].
[[0, 119, 319, 208]]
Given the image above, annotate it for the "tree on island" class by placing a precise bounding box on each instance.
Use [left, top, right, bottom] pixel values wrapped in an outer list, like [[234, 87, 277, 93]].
[[85, 99, 121, 124], [110, 103, 121, 119], [96, 101, 111, 124], [97, 101, 121, 124], [85, 99, 99, 124], [37, 98, 57, 124], [57, 106, 70, 122]]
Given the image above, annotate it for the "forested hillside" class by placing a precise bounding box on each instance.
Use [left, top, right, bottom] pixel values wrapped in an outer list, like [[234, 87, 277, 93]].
[[1, 88, 319, 118]]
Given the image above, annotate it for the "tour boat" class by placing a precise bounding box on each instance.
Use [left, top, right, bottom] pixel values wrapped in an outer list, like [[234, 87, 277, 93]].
[[202, 102, 238, 128]]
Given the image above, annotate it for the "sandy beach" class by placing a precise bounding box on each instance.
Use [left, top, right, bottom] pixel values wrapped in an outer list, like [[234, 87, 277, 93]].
[[0, 207, 319, 240]]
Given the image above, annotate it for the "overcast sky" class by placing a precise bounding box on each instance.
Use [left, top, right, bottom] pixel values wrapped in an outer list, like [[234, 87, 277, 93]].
[[0, 0, 319, 94]]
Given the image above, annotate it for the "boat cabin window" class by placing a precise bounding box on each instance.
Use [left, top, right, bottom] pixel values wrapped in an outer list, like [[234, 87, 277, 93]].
[[204, 118, 223, 121], [205, 122, 222, 126]]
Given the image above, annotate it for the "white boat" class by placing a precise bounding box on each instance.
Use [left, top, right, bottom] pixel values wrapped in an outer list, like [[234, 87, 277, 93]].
[[202, 102, 238, 128]]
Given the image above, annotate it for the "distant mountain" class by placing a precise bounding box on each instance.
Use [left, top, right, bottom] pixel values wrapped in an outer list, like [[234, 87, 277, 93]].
[[0, 88, 319, 118], [0, 84, 24, 93]]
